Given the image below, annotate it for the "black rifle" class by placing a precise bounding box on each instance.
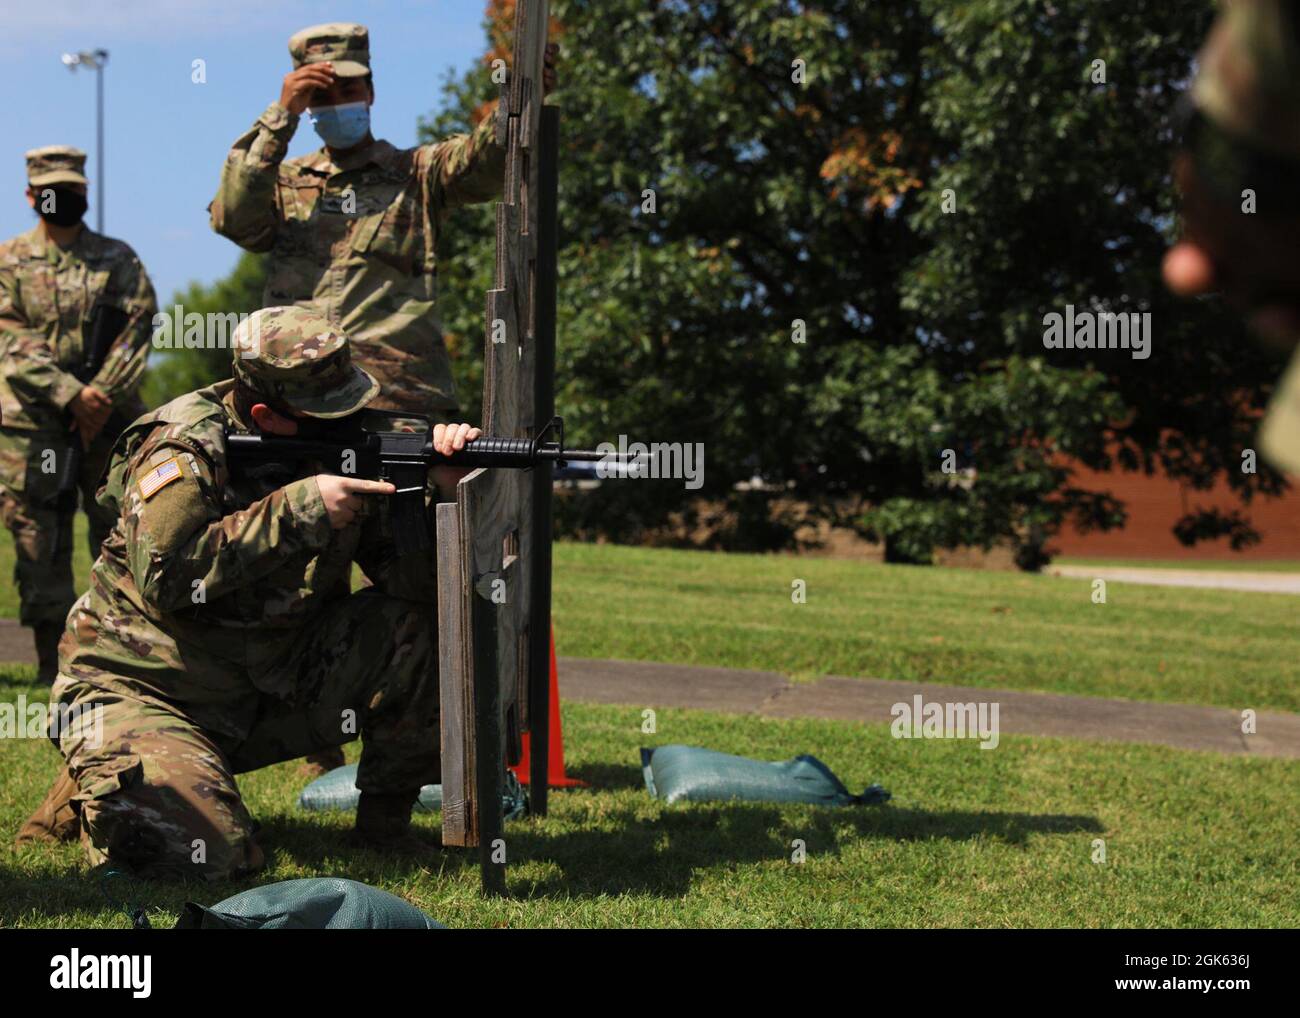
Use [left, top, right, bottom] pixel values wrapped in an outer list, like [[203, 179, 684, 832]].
[[48, 303, 131, 514], [225, 410, 623, 553]]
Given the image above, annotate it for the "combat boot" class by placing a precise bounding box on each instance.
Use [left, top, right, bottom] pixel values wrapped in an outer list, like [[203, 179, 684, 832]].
[[33, 621, 64, 685], [14, 765, 80, 846], [350, 791, 442, 857]]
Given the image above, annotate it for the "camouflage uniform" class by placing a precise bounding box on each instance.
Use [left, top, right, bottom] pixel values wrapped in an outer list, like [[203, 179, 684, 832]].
[[49, 307, 441, 881], [0, 147, 156, 677], [208, 22, 505, 415], [1187, 2, 1300, 470]]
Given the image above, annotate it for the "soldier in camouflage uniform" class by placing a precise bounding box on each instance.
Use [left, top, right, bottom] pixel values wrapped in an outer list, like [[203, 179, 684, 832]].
[[1165, 0, 1300, 469], [209, 22, 555, 415], [21, 306, 480, 880], [0, 146, 157, 683]]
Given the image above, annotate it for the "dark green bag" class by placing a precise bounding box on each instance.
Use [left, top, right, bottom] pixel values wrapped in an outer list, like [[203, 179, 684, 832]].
[[175, 878, 443, 929], [641, 745, 890, 807]]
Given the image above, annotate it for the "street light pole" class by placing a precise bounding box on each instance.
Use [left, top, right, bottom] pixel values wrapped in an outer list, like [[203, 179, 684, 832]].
[[60, 48, 109, 233], [95, 53, 104, 233]]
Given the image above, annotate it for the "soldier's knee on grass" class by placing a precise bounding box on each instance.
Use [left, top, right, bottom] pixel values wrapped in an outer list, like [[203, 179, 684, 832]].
[[80, 777, 265, 882]]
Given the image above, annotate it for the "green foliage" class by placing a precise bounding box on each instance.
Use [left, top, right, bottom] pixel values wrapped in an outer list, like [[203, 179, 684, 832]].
[[141, 253, 268, 408], [422, 0, 1284, 562]]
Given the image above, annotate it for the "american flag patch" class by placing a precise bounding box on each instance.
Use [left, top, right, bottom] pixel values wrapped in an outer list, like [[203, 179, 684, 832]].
[[138, 457, 183, 500]]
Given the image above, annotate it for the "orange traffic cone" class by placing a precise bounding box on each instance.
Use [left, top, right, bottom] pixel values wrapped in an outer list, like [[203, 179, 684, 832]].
[[511, 626, 586, 787]]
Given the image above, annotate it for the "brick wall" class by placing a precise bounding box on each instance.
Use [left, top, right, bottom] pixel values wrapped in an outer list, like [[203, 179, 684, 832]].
[[1053, 463, 1300, 560]]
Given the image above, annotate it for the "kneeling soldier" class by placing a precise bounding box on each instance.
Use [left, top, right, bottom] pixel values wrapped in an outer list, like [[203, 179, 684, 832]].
[[30, 305, 477, 880]]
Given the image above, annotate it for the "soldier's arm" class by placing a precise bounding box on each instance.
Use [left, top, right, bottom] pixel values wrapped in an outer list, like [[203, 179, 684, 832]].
[[424, 109, 507, 209], [122, 437, 333, 612], [91, 253, 159, 405], [0, 270, 85, 411], [208, 103, 298, 252]]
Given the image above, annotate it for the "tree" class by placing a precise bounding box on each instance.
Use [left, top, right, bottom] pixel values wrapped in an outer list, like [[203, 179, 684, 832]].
[[424, 0, 1288, 562], [142, 252, 267, 408]]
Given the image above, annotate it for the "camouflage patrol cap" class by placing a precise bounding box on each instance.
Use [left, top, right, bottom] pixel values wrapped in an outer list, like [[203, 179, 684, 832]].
[[232, 306, 380, 419], [289, 22, 370, 78], [25, 146, 87, 187]]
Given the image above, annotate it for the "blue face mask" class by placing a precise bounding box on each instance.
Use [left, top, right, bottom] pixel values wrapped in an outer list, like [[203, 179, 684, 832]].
[[308, 101, 371, 148]]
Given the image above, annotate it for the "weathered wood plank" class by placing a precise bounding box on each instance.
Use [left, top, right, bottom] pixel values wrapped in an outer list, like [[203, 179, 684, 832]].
[[437, 498, 473, 846], [472, 586, 506, 897]]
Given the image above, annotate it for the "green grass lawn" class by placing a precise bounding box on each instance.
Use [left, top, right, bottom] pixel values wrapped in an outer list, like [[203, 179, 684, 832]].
[[1, 666, 1294, 928], [3, 530, 1299, 711], [552, 544, 1300, 712]]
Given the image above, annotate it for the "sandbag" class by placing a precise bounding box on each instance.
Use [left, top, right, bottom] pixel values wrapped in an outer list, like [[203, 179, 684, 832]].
[[297, 764, 442, 813], [298, 763, 528, 820], [174, 877, 442, 929], [641, 745, 890, 807]]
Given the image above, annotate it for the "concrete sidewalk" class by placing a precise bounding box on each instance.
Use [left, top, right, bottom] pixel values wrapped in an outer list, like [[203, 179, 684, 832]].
[[557, 657, 1300, 759], [1048, 565, 1300, 595]]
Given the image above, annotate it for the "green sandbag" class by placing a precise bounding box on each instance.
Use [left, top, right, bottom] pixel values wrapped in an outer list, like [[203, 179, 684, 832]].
[[297, 764, 442, 813], [297, 763, 528, 820], [174, 877, 442, 929], [641, 745, 890, 807]]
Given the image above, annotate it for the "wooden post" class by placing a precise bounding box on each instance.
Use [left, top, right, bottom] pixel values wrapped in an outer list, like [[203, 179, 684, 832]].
[[437, 0, 551, 895], [436, 502, 473, 846], [529, 104, 560, 816], [473, 589, 506, 897]]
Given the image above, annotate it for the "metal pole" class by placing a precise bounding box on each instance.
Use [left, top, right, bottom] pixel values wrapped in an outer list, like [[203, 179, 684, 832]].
[[95, 59, 104, 233]]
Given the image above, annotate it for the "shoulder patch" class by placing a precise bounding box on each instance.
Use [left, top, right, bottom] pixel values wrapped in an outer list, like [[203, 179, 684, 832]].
[[138, 457, 184, 501]]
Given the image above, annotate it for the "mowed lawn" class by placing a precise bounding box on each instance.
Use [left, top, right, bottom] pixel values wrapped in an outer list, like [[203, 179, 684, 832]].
[[553, 544, 1300, 712], [1, 533, 1296, 927], [1, 528, 1298, 710], [2, 667, 1296, 928]]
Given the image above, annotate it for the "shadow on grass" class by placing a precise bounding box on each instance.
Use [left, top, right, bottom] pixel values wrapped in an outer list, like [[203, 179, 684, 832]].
[[2, 781, 1103, 921], [508, 801, 1102, 900], [0, 813, 482, 928], [560, 761, 643, 790]]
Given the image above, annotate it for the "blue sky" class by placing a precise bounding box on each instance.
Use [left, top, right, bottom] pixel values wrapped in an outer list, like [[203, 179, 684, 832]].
[[0, 0, 490, 302]]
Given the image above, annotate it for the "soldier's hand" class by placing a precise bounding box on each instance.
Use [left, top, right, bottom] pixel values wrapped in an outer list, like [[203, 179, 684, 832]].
[[315, 475, 395, 529], [280, 63, 336, 116], [431, 422, 483, 500], [432, 422, 482, 457], [543, 43, 558, 95], [68, 385, 112, 445]]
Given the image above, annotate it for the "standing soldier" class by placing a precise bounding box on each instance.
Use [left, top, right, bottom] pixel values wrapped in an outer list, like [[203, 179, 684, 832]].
[[0, 146, 156, 683], [209, 22, 557, 418]]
